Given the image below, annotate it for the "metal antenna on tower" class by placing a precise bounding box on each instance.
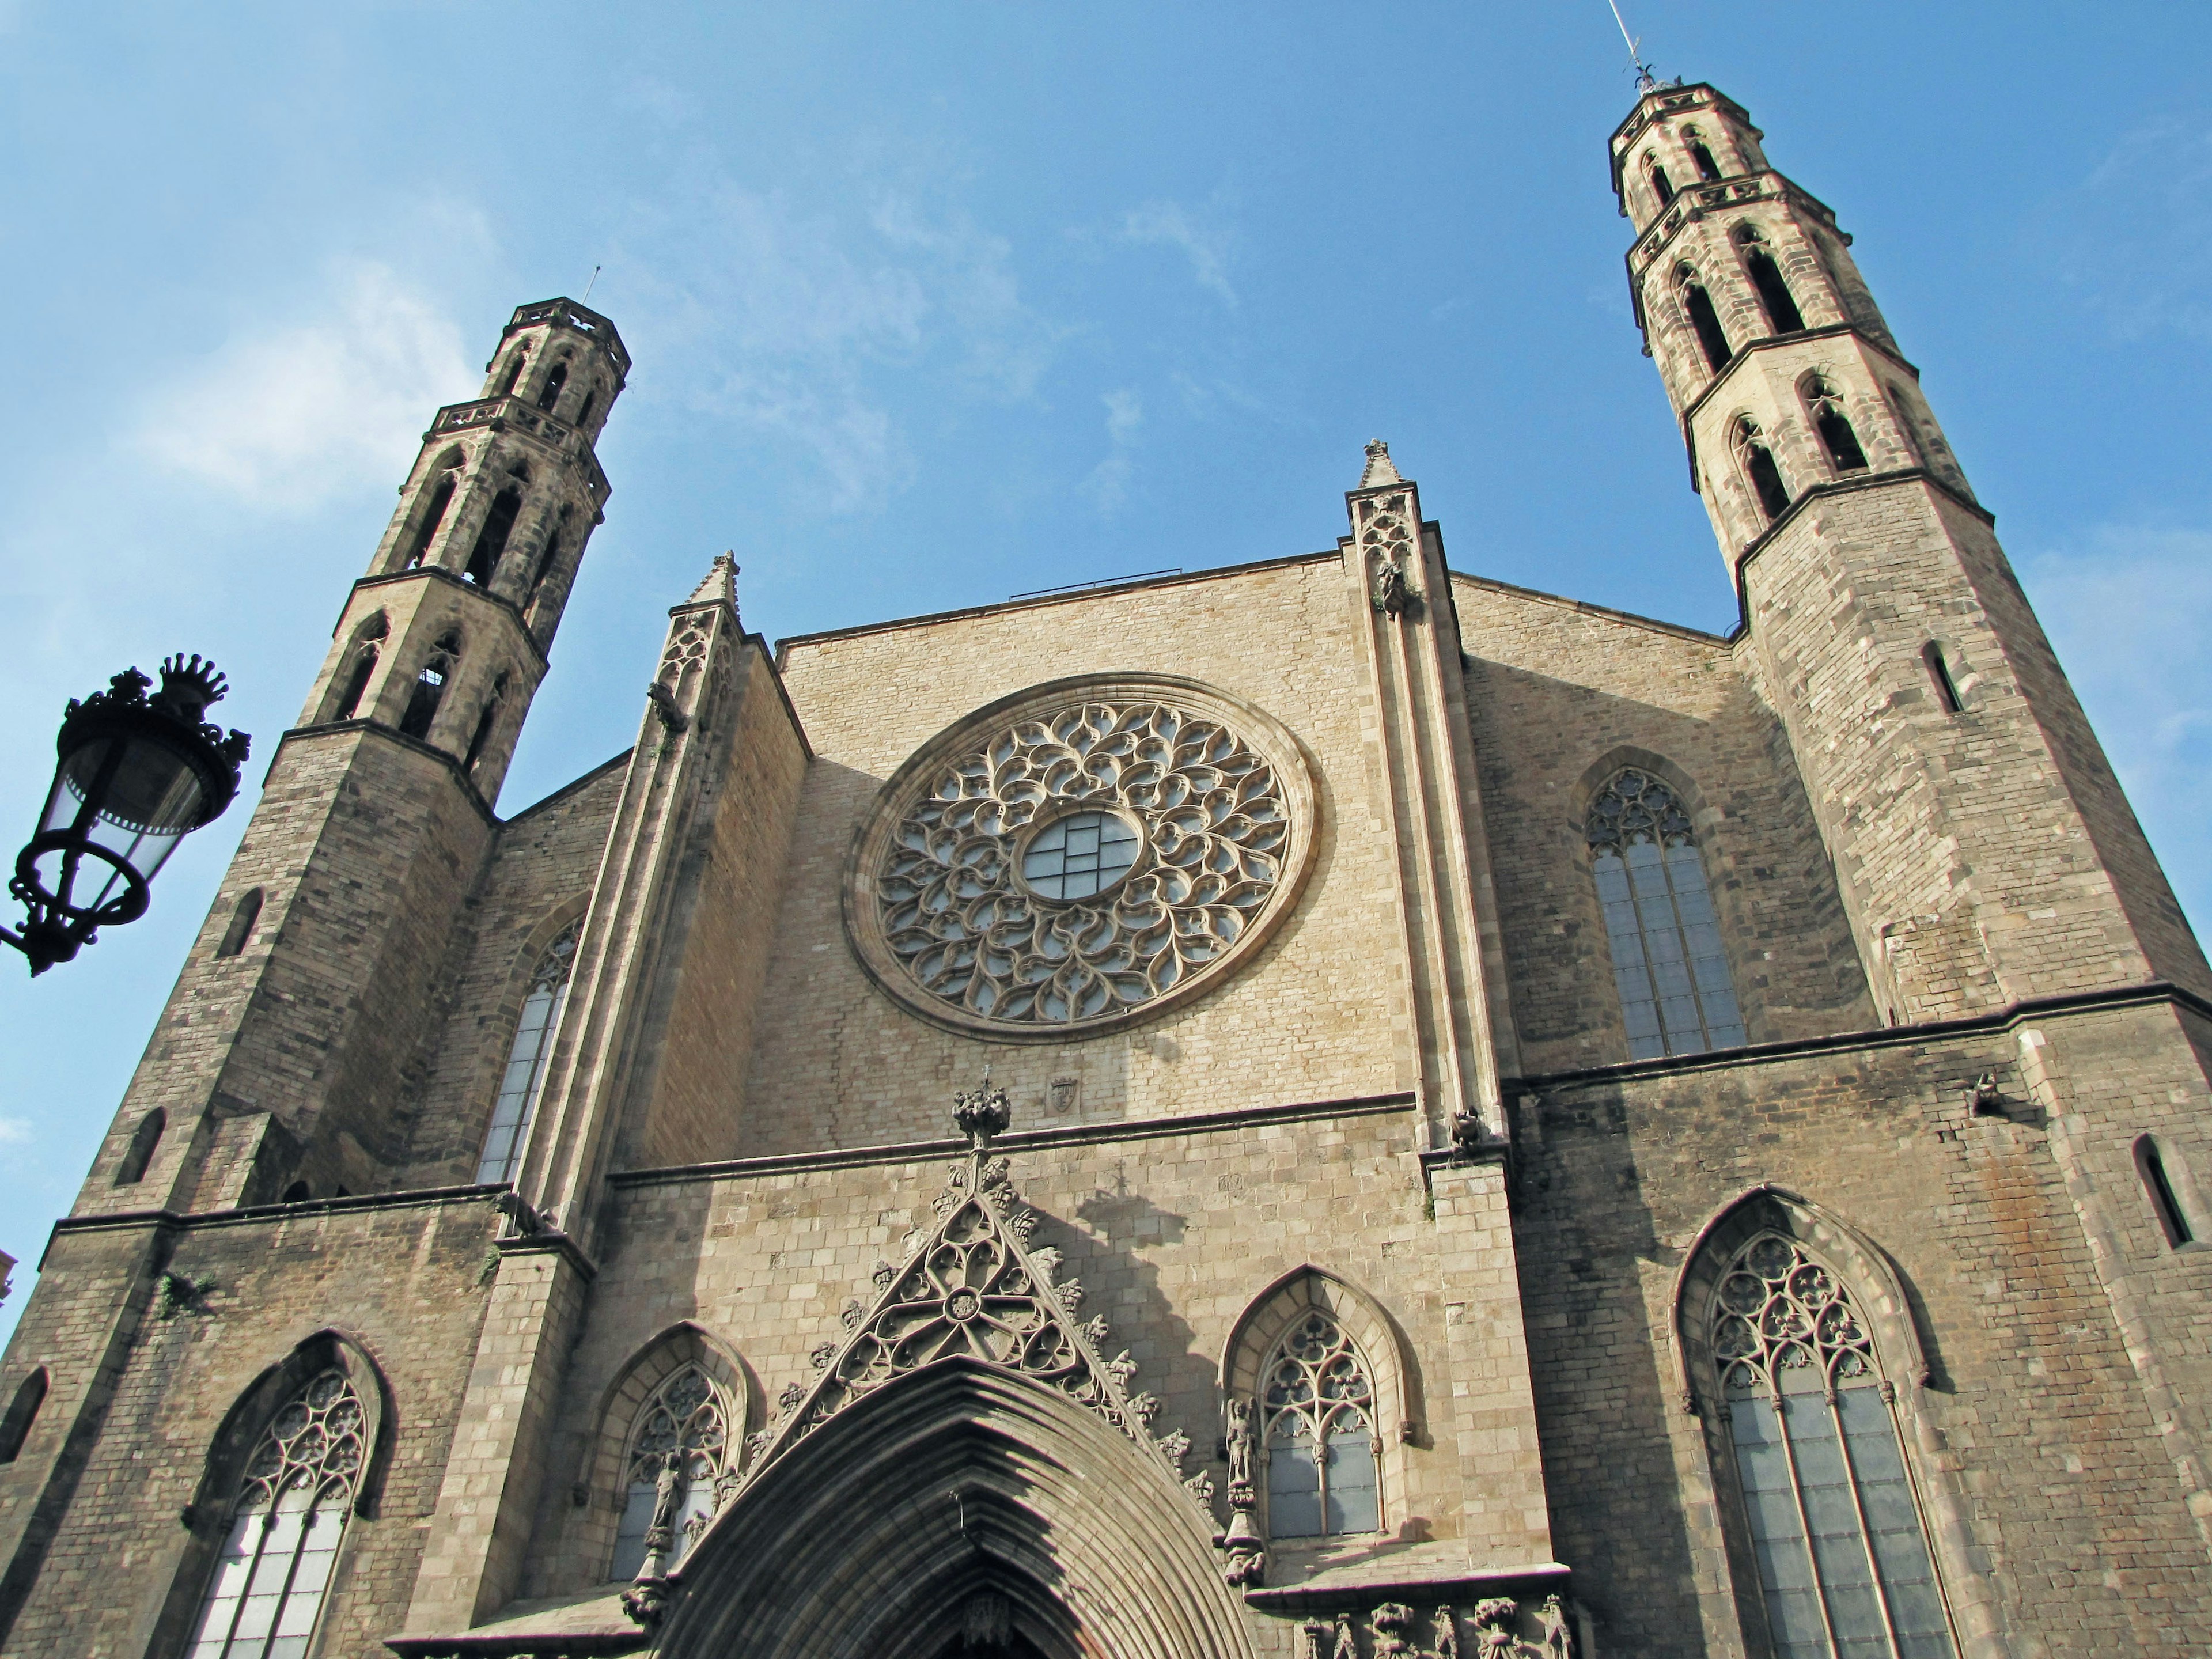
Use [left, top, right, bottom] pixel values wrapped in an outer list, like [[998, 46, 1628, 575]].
[[581, 264, 603, 304], [1605, 0, 1660, 92]]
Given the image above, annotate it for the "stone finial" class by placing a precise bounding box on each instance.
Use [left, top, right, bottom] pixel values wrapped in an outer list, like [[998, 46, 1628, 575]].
[[687, 551, 740, 612], [1358, 438, 1403, 489]]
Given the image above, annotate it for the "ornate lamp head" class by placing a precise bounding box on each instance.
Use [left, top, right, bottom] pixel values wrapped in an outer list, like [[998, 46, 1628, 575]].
[[952, 1066, 1012, 1149]]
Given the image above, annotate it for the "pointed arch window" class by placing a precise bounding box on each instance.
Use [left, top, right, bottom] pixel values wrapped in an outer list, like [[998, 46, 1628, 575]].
[[329, 616, 388, 723], [0, 1368, 47, 1464], [400, 466, 459, 570], [183, 1366, 367, 1659], [1589, 769, 1744, 1058], [1260, 1310, 1381, 1541], [117, 1108, 167, 1184], [1678, 265, 1733, 373], [1647, 155, 1676, 207], [611, 1363, 734, 1582], [399, 633, 459, 741], [1707, 1232, 1953, 1659], [537, 362, 569, 414], [1686, 128, 1724, 181], [463, 673, 509, 775], [475, 925, 578, 1184], [1734, 417, 1792, 523], [1737, 225, 1806, 334], [497, 346, 529, 398], [217, 887, 264, 959], [1802, 373, 1869, 473], [465, 486, 524, 586]]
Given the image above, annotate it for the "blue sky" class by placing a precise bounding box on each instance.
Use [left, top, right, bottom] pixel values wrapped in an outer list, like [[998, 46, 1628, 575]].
[[2, 1, 2209, 1342]]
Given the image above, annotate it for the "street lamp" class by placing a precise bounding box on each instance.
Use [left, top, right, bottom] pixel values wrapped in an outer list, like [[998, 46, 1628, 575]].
[[2, 656, 251, 976]]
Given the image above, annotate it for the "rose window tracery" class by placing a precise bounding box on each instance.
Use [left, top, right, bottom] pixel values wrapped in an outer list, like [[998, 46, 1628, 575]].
[[850, 680, 1315, 1037]]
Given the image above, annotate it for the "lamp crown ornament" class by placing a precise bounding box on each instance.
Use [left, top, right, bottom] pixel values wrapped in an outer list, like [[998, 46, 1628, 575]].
[[953, 1065, 1012, 1149]]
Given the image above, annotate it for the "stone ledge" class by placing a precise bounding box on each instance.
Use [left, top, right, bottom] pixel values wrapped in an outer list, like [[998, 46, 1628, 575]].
[[385, 1587, 645, 1658], [1243, 1546, 1571, 1612]]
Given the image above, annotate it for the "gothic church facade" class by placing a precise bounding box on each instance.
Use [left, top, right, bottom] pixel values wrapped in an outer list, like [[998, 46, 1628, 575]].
[[4, 80, 2211, 1659]]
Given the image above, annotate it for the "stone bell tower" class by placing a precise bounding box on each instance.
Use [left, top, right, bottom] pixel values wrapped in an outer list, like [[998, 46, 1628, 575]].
[[1612, 83, 2209, 1024], [69, 298, 628, 1217]]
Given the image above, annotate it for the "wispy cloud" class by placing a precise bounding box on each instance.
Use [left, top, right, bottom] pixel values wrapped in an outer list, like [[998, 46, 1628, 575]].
[[643, 181, 1062, 513], [0, 1118, 31, 1147], [1082, 388, 1143, 511], [2024, 527, 2212, 932], [1123, 200, 1237, 308], [2053, 116, 2212, 340], [131, 262, 476, 512]]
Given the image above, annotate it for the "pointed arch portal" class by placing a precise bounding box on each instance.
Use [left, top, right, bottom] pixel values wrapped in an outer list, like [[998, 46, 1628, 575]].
[[654, 1357, 1256, 1659]]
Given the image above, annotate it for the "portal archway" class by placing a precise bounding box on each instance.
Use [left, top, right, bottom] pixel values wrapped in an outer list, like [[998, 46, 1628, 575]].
[[656, 1357, 1255, 1659]]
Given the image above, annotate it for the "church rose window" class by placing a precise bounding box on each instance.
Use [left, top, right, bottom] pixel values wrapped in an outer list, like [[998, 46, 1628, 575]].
[[1709, 1234, 1953, 1659], [184, 1368, 366, 1659], [611, 1363, 733, 1582], [1589, 768, 1744, 1058], [1261, 1311, 1381, 1541], [849, 677, 1316, 1038], [475, 925, 578, 1184]]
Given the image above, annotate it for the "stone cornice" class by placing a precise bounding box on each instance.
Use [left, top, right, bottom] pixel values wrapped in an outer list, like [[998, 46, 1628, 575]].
[[270, 721, 501, 828], [342, 565, 552, 673]]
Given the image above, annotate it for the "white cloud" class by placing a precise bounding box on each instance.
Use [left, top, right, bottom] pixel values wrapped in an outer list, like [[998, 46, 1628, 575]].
[[646, 182, 1062, 513], [132, 262, 475, 512], [2022, 527, 2212, 931], [1123, 200, 1237, 308], [0, 1118, 31, 1147], [1082, 388, 1143, 511], [2054, 117, 2212, 340]]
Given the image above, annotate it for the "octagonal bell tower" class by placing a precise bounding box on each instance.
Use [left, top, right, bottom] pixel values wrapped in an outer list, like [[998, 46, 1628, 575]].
[[1612, 83, 2206, 1023]]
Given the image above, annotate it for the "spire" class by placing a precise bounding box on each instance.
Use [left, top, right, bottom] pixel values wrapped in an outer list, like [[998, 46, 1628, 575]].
[[1358, 438, 1403, 489], [685, 551, 740, 615]]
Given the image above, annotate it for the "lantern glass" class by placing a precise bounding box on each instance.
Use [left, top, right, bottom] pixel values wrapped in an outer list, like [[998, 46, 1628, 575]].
[[31, 731, 210, 913]]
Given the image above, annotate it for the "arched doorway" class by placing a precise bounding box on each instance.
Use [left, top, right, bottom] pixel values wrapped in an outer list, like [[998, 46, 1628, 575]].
[[654, 1358, 1255, 1659]]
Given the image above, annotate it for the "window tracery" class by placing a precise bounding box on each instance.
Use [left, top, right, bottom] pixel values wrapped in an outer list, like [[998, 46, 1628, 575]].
[[854, 684, 1313, 1037], [1802, 373, 1869, 473], [611, 1363, 736, 1582], [1260, 1311, 1380, 1541], [1588, 769, 1744, 1058], [475, 925, 578, 1184], [184, 1367, 366, 1659], [1733, 416, 1791, 522], [1707, 1233, 1952, 1659]]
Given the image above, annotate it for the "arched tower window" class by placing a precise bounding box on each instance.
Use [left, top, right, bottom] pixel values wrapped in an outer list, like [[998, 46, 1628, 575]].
[[0, 1369, 48, 1464], [1260, 1310, 1381, 1541], [117, 1109, 167, 1184], [182, 1366, 367, 1659], [1589, 768, 1744, 1058], [1736, 225, 1806, 334], [476, 925, 579, 1184], [611, 1363, 736, 1582], [1686, 127, 1723, 181], [1734, 416, 1792, 523], [1677, 265, 1733, 373], [529, 506, 573, 602], [1646, 154, 1675, 207], [465, 486, 524, 586], [328, 616, 387, 723], [1922, 643, 1964, 715], [463, 674, 509, 775], [1887, 382, 1931, 468], [217, 887, 264, 959], [1802, 373, 1869, 473], [497, 346, 528, 398], [399, 464, 459, 570], [399, 633, 460, 741], [537, 361, 569, 414], [1704, 1232, 1953, 1658], [575, 388, 599, 430], [2135, 1135, 2200, 1249]]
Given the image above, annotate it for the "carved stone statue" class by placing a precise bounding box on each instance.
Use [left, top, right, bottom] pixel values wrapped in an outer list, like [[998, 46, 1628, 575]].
[[1330, 1611, 1359, 1659], [1536, 1596, 1571, 1659], [1369, 1601, 1416, 1659], [1224, 1393, 1256, 1495], [1432, 1604, 1459, 1659], [646, 1453, 683, 1543], [1374, 558, 1414, 618]]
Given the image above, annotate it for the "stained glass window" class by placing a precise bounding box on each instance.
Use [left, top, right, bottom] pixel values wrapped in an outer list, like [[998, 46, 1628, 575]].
[[1712, 1234, 1954, 1659], [1588, 770, 1745, 1059], [611, 1363, 733, 1581], [185, 1368, 366, 1659], [476, 926, 578, 1184], [1261, 1312, 1380, 1540], [1020, 811, 1141, 902]]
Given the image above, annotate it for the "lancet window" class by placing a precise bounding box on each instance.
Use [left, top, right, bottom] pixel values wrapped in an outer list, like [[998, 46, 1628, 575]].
[[399, 463, 459, 570], [329, 616, 387, 723], [1678, 265, 1733, 373], [465, 485, 523, 586], [610, 1363, 734, 1581], [1734, 417, 1792, 523], [1706, 1233, 1953, 1659], [1260, 1311, 1381, 1541], [537, 361, 569, 414], [1686, 127, 1724, 181], [1738, 225, 1806, 335], [183, 1367, 367, 1659], [1802, 373, 1869, 473], [398, 633, 459, 741], [475, 925, 578, 1184], [1589, 768, 1744, 1058], [1647, 154, 1676, 206]]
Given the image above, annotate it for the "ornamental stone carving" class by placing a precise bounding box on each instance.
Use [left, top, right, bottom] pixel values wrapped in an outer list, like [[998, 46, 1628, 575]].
[[844, 675, 1318, 1040]]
